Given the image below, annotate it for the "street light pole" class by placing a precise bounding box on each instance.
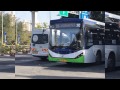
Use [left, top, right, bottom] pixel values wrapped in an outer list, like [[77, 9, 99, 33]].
[[49, 11, 51, 21], [1, 11, 3, 45], [15, 20, 17, 45], [15, 18, 19, 45]]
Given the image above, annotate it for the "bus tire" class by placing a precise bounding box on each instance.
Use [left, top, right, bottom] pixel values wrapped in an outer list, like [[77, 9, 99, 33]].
[[107, 54, 115, 71], [95, 51, 102, 64]]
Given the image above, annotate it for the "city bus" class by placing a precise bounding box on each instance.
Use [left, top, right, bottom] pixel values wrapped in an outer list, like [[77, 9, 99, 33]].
[[48, 18, 105, 64], [105, 12, 120, 71], [31, 29, 49, 60]]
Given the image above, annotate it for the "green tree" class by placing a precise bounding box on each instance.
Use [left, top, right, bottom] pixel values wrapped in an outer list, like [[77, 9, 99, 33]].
[[36, 23, 42, 29], [3, 13, 15, 45], [36, 22, 48, 29], [16, 20, 31, 45], [43, 22, 48, 29], [20, 31, 31, 45], [0, 12, 5, 43], [17, 21, 23, 35], [0, 13, 2, 42]]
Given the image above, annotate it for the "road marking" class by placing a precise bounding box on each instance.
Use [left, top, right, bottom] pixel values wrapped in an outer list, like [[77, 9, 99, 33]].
[[0, 58, 15, 61], [15, 59, 38, 64], [15, 55, 33, 58]]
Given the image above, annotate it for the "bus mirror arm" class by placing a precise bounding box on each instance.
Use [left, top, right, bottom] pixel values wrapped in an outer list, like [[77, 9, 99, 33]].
[[42, 29, 46, 34]]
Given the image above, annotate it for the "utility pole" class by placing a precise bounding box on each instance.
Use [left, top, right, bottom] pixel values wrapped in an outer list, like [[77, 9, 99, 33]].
[[31, 11, 38, 31], [31, 11, 35, 31], [49, 11, 51, 21]]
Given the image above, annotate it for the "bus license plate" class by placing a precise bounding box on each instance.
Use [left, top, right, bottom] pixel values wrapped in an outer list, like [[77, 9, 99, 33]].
[[42, 48, 48, 52], [60, 59, 67, 62], [32, 51, 38, 54]]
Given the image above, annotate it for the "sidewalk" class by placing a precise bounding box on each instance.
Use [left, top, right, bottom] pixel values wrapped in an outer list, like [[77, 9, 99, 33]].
[[0, 54, 15, 58]]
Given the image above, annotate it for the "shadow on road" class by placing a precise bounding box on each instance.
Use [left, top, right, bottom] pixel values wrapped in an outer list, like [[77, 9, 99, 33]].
[[15, 54, 104, 73], [16, 74, 102, 79], [15, 59, 44, 66], [15, 56, 35, 60], [105, 66, 120, 73], [16, 57, 104, 73], [15, 55, 53, 66], [43, 62, 105, 73]]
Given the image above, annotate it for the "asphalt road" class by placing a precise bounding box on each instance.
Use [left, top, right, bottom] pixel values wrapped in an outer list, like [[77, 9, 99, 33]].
[[106, 67, 120, 79], [15, 54, 105, 79], [1, 54, 119, 79], [0, 55, 15, 79]]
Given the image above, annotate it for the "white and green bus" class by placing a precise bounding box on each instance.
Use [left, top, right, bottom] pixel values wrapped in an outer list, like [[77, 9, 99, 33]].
[[105, 12, 120, 71], [48, 18, 105, 64]]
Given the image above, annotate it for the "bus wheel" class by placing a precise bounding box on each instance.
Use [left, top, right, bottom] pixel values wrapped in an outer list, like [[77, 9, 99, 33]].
[[107, 54, 115, 71], [95, 51, 102, 64]]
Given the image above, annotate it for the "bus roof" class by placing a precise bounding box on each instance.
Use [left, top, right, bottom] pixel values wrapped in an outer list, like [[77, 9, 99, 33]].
[[50, 18, 83, 25], [32, 28, 50, 34], [105, 12, 120, 20], [83, 18, 105, 26], [50, 18, 105, 26]]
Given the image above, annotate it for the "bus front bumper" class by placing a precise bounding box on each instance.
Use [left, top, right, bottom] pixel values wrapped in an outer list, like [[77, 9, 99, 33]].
[[48, 55, 84, 63]]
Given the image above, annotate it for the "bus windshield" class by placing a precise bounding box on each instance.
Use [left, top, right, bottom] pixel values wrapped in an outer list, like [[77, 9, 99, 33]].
[[50, 28, 84, 54]]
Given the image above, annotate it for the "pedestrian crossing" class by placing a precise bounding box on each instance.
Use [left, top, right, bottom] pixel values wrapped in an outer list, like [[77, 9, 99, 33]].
[[15, 54, 33, 58], [0, 56, 15, 71]]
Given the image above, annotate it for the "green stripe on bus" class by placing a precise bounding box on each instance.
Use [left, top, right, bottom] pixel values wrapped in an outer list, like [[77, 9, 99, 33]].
[[48, 55, 84, 63]]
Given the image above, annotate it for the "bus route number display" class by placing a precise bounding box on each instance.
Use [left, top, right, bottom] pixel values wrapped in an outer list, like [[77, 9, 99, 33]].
[[50, 23, 81, 29]]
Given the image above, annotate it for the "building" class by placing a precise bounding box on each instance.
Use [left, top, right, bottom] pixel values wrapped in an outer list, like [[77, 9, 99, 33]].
[[22, 20, 31, 31]]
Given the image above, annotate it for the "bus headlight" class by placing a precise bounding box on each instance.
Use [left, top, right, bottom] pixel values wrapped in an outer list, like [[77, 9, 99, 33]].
[[75, 53, 83, 59], [33, 35, 38, 42]]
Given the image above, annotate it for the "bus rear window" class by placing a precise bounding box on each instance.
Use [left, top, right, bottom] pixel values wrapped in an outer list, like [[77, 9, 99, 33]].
[[32, 34, 48, 44]]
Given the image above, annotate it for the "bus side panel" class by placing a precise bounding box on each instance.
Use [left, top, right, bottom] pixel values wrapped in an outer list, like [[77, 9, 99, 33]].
[[102, 45, 105, 61], [84, 45, 105, 63], [116, 45, 120, 67], [105, 45, 109, 68], [84, 46, 96, 63]]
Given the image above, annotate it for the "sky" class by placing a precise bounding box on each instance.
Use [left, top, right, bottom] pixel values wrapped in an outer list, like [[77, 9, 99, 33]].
[[14, 11, 61, 25]]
